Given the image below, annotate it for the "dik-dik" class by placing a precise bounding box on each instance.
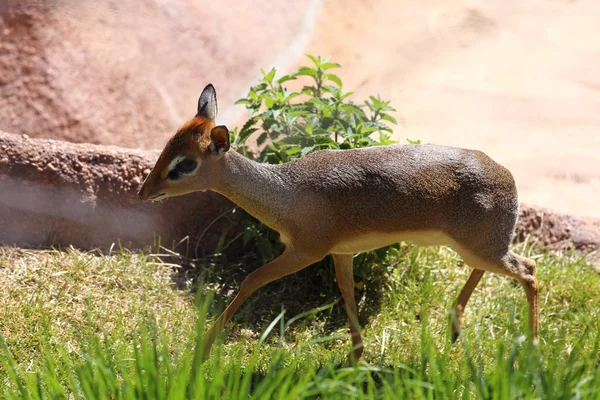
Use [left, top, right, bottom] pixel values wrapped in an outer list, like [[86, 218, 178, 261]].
[[139, 84, 538, 363]]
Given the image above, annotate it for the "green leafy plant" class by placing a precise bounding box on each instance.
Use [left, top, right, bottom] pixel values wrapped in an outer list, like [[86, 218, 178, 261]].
[[233, 55, 401, 269], [233, 54, 397, 162]]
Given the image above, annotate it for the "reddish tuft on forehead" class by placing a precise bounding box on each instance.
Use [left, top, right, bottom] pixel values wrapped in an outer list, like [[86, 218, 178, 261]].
[[151, 116, 214, 177], [175, 116, 214, 139], [164, 116, 214, 151]]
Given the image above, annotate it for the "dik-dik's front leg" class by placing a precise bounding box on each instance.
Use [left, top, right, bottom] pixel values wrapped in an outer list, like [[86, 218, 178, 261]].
[[331, 254, 363, 364], [203, 247, 323, 359], [451, 269, 485, 342]]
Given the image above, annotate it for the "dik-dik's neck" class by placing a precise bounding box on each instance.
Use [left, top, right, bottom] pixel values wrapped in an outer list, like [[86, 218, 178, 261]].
[[212, 151, 293, 232]]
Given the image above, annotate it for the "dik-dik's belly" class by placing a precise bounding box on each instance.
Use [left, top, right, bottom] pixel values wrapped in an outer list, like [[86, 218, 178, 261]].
[[330, 230, 451, 254]]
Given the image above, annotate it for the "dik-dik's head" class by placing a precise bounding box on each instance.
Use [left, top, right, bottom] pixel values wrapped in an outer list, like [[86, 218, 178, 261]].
[[138, 84, 231, 201]]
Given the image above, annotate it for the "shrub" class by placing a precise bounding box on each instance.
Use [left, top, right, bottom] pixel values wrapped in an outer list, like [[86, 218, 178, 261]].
[[232, 54, 397, 163], [232, 55, 402, 268]]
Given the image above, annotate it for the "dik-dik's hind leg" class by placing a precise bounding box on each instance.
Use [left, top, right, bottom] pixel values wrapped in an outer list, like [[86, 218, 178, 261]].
[[510, 252, 539, 340], [331, 254, 363, 364], [456, 249, 538, 341], [203, 247, 324, 359], [451, 269, 485, 342]]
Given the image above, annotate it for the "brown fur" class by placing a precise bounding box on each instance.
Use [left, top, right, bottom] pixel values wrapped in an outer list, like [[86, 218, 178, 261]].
[[139, 84, 539, 363]]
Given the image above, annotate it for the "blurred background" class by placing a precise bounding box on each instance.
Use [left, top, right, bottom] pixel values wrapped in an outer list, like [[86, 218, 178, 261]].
[[1, 0, 599, 217]]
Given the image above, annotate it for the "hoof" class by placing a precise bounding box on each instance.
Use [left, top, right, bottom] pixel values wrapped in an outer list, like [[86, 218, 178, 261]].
[[451, 331, 460, 343], [345, 346, 364, 366]]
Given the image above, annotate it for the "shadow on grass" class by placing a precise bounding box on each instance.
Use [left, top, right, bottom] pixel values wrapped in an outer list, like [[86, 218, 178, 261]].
[[156, 241, 393, 336]]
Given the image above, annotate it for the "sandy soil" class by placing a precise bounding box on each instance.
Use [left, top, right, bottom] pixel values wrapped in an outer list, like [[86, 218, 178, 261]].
[[1, 0, 599, 218]]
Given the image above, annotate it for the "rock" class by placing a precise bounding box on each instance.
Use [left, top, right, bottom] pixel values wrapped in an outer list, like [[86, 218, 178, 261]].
[[0, 2, 310, 149], [0, 131, 242, 253]]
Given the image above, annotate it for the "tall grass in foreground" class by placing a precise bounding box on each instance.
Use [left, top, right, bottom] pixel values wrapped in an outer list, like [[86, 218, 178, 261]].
[[1, 313, 599, 399], [1, 246, 599, 399]]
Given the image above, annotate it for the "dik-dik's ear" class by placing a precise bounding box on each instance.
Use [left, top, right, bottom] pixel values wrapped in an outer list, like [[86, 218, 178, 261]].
[[197, 84, 218, 120], [209, 125, 230, 157]]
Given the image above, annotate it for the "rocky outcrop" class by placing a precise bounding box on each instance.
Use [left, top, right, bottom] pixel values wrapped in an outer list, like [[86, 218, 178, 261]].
[[0, 131, 241, 255], [518, 205, 600, 266]]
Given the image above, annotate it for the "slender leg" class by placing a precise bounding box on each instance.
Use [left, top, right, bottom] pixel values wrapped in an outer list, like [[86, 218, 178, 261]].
[[455, 249, 539, 342], [451, 269, 485, 342], [331, 253, 363, 364], [520, 277, 539, 340], [203, 247, 322, 359], [512, 253, 539, 341]]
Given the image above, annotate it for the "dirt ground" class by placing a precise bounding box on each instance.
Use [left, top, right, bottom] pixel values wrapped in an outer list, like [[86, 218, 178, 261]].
[[1, 0, 599, 218]]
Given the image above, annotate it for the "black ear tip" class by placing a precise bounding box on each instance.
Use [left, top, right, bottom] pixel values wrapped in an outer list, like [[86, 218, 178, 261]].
[[204, 83, 216, 94]]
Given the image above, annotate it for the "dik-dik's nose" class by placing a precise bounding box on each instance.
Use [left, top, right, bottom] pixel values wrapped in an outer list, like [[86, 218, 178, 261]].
[[137, 183, 150, 201]]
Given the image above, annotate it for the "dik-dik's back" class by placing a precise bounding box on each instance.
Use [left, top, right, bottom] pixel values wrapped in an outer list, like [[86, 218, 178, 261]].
[[276, 144, 519, 259]]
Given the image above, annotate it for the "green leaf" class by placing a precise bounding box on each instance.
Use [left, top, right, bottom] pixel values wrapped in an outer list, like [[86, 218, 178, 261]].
[[340, 104, 365, 118], [284, 146, 301, 156], [263, 68, 276, 83], [321, 62, 341, 70], [369, 95, 383, 109], [301, 86, 316, 96], [256, 132, 268, 146], [305, 122, 313, 135], [282, 92, 301, 103], [378, 132, 397, 145], [263, 96, 275, 109], [365, 121, 393, 133], [272, 107, 284, 119], [300, 146, 315, 156], [380, 113, 398, 125], [238, 117, 258, 139], [277, 74, 296, 84], [237, 128, 258, 145], [338, 91, 354, 101], [287, 110, 309, 118], [324, 73, 343, 87], [305, 54, 319, 66], [252, 82, 269, 92], [295, 67, 318, 78]]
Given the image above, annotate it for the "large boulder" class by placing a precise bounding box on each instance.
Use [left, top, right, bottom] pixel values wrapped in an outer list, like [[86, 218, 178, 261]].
[[0, 0, 312, 149]]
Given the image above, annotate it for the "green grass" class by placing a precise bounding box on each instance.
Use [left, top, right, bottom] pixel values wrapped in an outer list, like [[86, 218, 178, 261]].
[[0, 244, 599, 399]]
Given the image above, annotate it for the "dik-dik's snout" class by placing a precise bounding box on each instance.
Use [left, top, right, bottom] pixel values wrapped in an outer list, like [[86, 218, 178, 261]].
[[137, 173, 166, 202], [137, 181, 152, 201], [137, 187, 150, 201]]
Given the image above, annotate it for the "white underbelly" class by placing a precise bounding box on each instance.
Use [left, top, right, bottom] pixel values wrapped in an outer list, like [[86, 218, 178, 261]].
[[330, 230, 451, 254]]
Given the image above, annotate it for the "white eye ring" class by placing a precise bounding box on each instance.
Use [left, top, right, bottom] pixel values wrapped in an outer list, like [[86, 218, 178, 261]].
[[167, 157, 201, 180], [167, 157, 184, 174]]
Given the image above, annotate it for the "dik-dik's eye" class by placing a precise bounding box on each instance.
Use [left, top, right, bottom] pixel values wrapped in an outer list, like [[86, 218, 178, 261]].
[[178, 158, 198, 173], [167, 158, 198, 180]]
